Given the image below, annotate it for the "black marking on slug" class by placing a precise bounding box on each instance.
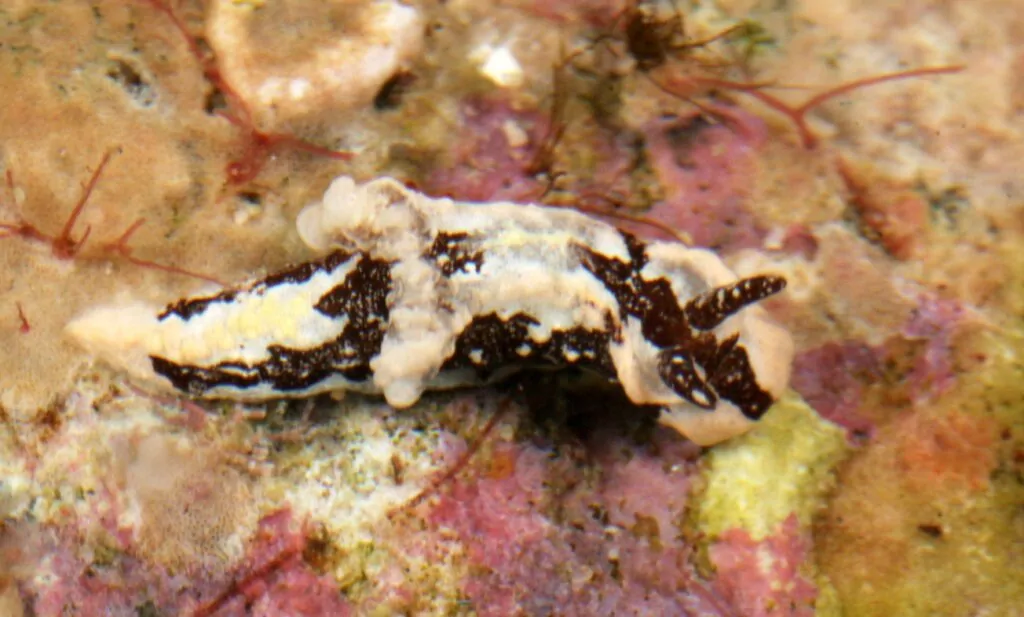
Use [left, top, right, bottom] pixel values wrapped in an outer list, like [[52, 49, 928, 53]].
[[684, 275, 787, 331], [442, 313, 535, 379], [574, 232, 690, 348], [151, 254, 393, 395], [576, 231, 780, 419], [158, 249, 355, 322], [657, 347, 717, 409], [701, 335, 774, 419], [314, 255, 392, 322], [158, 288, 241, 323], [150, 357, 257, 394], [264, 249, 355, 291], [441, 312, 615, 380], [686, 332, 774, 420], [423, 232, 485, 277]]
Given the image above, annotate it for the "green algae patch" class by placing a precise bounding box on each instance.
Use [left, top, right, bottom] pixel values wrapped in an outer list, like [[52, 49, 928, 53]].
[[697, 392, 850, 541]]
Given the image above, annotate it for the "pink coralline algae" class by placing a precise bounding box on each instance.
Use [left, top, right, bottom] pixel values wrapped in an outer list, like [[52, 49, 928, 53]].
[[19, 509, 349, 617], [424, 98, 549, 203], [26, 531, 178, 617], [789, 298, 969, 443], [639, 108, 769, 252], [901, 296, 965, 403], [510, 0, 626, 27], [790, 341, 883, 439], [422, 96, 637, 212], [426, 427, 737, 616], [708, 514, 817, 617], [190, 509, 351, 617]]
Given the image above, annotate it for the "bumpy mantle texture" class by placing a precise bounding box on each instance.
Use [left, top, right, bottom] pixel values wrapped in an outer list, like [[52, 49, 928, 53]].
[[68, 177, 793, 445]]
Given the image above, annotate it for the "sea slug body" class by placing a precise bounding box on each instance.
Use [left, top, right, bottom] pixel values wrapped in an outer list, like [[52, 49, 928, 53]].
[[67, 177, 794, 445]]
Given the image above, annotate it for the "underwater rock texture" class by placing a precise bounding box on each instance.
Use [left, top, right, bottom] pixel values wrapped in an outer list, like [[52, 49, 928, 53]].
[[206, 0, 424, 130], [1, 0, 1022, 616]]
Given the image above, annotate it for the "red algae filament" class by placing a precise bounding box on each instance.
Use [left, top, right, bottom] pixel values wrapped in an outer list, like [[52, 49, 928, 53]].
[[1, 153, 222, 284], [689, 65, 964, 148], [220, 117, 354, 187], [15, 302, 30, 334], [101, 218, 225, 286], [0, 151, 112, 261], [50, 150, 112, 259]]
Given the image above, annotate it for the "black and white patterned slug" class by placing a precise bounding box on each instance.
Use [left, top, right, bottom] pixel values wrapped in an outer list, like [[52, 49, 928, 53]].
[[67, 177, 794, 445]]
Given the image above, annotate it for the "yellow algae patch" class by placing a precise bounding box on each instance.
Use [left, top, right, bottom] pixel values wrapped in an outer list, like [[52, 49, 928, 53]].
[[697, 393, 850, 540]]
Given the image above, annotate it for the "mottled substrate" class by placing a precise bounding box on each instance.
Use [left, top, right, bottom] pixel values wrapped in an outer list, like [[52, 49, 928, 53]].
[[816, 327, 1024, 616], [0, 375, 727, 615], [695, 395, 849, 617], [0, 373, 464, 615], [1, 0, 1023, 615]]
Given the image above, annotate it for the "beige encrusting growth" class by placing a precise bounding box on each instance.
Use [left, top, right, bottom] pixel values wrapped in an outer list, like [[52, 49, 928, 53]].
[[206, 0, 425, 130]]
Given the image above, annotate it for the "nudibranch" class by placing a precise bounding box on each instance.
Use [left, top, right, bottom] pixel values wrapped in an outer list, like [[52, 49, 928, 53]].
[[67, 177, 794, 445]]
